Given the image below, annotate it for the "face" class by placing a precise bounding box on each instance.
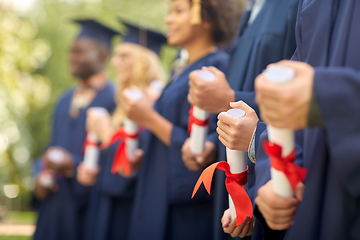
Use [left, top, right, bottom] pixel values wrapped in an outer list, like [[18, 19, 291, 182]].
[[111, 43, 135, 85], [69, 38, 104, 80], [165, 0, 202, 47]]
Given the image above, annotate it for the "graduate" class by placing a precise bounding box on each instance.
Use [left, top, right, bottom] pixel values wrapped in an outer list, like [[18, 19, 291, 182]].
[[119, 0, 242, 239], [254, 0, 360, 239], [182, 0, 299, 239], [76, 20, 167, 240], [32, 19, 118, 240]]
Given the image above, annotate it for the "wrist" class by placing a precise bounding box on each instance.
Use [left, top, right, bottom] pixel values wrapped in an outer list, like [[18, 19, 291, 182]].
[[220, 89, 235, 113], [143, 109, 158, 130]]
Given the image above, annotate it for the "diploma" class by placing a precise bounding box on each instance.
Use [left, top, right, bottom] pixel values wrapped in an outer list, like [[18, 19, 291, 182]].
[[39, 149, 65, 187], [149, 80, 166, 96], [263, 67, 295, 198], [124, 90, 142, 161], [225, 108, 247, 221], [83, 107, 107, 170], [189, 70, 215, 155]]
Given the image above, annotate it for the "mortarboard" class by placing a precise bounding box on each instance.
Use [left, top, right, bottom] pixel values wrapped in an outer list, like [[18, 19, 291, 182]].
[[74, 19, 120, 50], [119, 18, 167, 55]]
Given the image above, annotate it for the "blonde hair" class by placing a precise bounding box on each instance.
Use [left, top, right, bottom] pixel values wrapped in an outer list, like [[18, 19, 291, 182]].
[[112, 42, 166, 128]]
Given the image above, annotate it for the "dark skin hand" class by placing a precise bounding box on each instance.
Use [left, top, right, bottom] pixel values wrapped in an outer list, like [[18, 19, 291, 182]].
[[43, 147, 75, 178], [34, 175, 58, 200]]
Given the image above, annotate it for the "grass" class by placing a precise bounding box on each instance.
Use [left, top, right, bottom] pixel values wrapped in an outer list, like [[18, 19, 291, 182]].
[[3, 212, 37, 225], [0, 237, 31, 240]]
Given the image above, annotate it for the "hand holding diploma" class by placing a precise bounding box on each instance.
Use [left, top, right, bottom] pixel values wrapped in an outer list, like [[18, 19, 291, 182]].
[[117, 149, 144, 177], [217, 101, 258, 152], [255, 180, 304, 230], [192, 107, 253, 226], [181, 138, 216, 171], [222, 209, 254, 238], [257, 66, 308, 199], [188, 66, 235, 114], [83, 107, 107, 170], [121, 87, 155, 126], [76, 162, 100, 186], [146, 80, 166, 104], [44, 147, 74, 177], [255, 60, 314, 129], [86, 107, 112, 144], [121, 86, 173, 146], [188, 70, 215, 155]]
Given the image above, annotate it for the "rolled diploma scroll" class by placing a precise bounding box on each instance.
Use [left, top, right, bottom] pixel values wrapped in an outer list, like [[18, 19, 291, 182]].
[[225, 108, 247, 221], [263, 67, 295, 198], [189, 70, 215, 155], [150, 80, 166, 96], [83, 107, 108, 170], [39, 149, 65, 187], [124, 90, 143, 161]]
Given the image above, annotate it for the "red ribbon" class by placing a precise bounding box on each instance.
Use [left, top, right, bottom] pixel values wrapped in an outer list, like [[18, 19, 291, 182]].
[[263, 141, 308, 191], [188, 105, 210, 135], [101, 127, 140, 176], [81, 132, 99, 154], [192, 162, 253, 226]]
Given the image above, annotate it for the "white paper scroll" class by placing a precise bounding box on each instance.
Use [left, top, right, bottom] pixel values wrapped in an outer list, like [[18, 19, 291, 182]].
[[124, 90, 143, 161], [83, 107, 107, 170], [39, 171, 55, 188], [263, 67, 295, 198], [149, 80, 166, 96], [39, 149, 65, 188], [189, 70, 215, 155], [225, 108, 247, 221]]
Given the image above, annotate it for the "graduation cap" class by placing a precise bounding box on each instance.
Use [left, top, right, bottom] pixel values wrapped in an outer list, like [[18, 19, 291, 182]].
[[74, 19, 120, 50], [119, 18, 167, 55]]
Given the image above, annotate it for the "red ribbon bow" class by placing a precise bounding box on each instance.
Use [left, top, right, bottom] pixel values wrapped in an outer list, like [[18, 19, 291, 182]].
[[192, 162, 253, 226], [101, 127, 140, 176], [263, 141, 308, 191], [188, 105, 210, 135], [81, 132, 100, 154]]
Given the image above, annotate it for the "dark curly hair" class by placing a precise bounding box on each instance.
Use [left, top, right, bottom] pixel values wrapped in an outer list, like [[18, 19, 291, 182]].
[[193, 0, 245, 46]]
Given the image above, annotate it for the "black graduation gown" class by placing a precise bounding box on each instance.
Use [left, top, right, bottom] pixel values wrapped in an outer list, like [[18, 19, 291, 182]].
[[127, 51, 229, 240], [32, 83, 116, 240], [212, 0, 299, 239]]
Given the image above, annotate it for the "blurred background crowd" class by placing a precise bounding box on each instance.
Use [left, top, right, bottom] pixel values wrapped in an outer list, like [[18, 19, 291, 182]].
[[0, 0, 179, 238]]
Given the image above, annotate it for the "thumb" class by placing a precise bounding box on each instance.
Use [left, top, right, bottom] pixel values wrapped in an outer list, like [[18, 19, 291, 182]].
[[229, 101, 253, 115], [196, 156, 205, 165], [295, 182, 305, 201], [204, 66, 221, 76], [222, 209, 231, 227], [267, 60, 304, 72]]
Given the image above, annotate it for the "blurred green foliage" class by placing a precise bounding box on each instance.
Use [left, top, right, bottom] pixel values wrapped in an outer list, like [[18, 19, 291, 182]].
[[0, 0, 177, 209]]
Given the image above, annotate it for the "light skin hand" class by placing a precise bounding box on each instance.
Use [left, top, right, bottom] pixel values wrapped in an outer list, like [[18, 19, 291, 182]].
[[118, 149, 144, 178], [86, 108, 112, 144], [255, 180, 305, 230], [222, 209, 254, 238], [188, 66, 235, 114], [121, 87, 173, 146], [217, 101, 259, 152], [181, 138, 216, 171], [255, 60, 314, 129], [76, 162, 100, 187]]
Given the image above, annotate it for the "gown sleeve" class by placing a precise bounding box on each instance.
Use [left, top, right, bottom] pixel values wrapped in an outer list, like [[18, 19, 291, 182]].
[[314, 67, 360, 197]]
